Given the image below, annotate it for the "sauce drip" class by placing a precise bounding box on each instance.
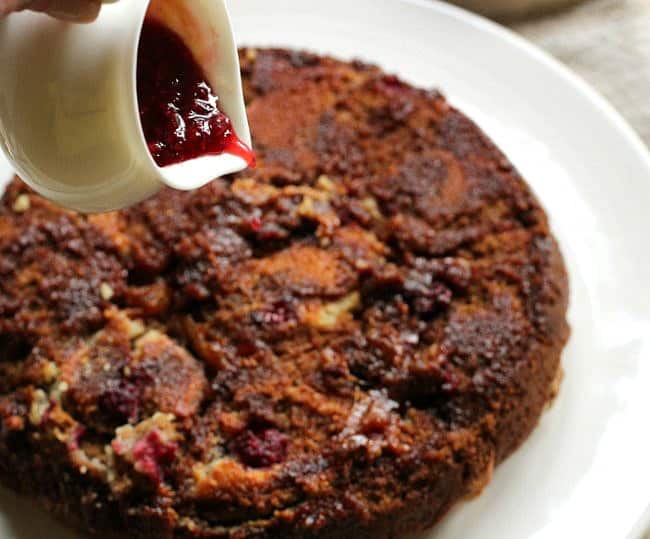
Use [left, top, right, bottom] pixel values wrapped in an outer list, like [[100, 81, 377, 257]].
[[137, 18, 253, 168]]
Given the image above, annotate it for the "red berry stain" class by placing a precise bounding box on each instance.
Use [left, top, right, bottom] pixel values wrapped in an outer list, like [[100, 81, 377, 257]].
[[440, 369, 461, 393], [131, 430, 178, 483], [67, 424, 86, 452], [249, 216, 262, 232], [137, 18, 254, 168], [231, 428, 289, 468]]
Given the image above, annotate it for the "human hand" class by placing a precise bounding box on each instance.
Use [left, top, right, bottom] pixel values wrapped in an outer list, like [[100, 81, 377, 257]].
[[0, 0, 101, 22]]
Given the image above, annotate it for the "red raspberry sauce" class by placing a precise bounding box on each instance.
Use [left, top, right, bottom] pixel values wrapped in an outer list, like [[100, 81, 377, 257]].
[[137, 18, 254, 168]]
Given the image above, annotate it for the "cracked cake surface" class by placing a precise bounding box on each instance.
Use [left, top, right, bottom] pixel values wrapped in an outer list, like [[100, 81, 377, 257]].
[[0, 49, 569, 538]]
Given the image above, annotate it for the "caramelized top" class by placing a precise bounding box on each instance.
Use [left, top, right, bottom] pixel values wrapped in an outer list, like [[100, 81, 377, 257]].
[[0, 49, 568, 538]]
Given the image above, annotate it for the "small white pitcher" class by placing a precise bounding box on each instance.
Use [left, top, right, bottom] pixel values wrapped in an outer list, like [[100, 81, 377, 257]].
[[0, 0, 251, 212]]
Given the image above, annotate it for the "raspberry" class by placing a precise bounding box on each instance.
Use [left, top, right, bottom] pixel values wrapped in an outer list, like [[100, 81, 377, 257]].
[[132, 430, 178, 483], [231, 428, 289, 468], [99, 381, 140, 423]]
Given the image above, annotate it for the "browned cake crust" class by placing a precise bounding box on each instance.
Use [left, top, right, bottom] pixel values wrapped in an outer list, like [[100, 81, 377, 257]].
[[0, 49, 569, 538]]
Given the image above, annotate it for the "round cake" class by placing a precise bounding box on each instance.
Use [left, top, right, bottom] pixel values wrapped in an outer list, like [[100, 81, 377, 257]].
[[0, 49, 569, 538]]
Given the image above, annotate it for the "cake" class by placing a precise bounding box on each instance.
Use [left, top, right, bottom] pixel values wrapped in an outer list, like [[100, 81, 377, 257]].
[[0, 49, 569, 538]]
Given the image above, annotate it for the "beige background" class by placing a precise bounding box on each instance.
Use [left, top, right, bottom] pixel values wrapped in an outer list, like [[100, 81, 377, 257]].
[[511, 0, 650, 147], [450, 0, 650, 148], [454, 0, 585, 19]]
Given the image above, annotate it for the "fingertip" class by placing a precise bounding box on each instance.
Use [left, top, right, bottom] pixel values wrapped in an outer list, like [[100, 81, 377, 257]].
[[40, 0, 101, 23], [0, 0, 32, 17]]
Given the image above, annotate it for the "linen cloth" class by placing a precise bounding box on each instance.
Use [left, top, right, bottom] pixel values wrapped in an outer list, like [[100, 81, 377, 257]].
[[512, 0, 650, 146]]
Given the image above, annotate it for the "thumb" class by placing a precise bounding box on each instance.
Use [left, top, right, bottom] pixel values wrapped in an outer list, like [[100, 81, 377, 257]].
[[0, 0, 31, 17], [28, 0, 101, 22]]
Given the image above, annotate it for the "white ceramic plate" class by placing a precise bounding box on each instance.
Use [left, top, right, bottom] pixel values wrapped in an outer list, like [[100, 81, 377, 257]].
[[1, 0, 650, 537]]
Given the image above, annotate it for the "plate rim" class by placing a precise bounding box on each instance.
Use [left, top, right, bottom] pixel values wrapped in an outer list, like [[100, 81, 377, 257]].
[[401, 0, 650, 172], [401, 2, 650, 536], [409, 3, 650, 536]]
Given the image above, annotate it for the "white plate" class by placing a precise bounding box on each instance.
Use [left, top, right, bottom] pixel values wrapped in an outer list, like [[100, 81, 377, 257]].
[[1, 1, 650, 538]]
